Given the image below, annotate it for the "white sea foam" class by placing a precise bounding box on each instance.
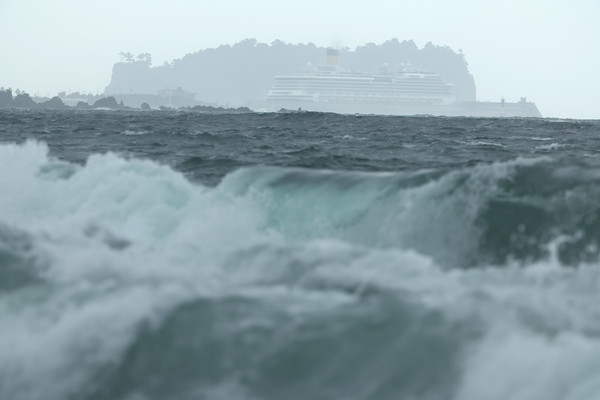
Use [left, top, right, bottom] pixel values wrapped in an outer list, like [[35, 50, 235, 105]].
[[536, 142, 567, 151], [121, 130, 149, 136], [333, 134, 368, 140], [0, 141, 279, 399], [1, 141, 599, 399], [466, 140, 507, 148]]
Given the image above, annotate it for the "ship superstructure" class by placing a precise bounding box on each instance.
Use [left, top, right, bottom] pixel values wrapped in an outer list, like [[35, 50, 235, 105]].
[[266, 49, 542, 117], [267, 49, 455, 114]]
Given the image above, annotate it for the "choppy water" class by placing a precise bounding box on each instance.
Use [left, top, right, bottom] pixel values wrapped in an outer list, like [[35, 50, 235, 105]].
[[2, 109, 600, 400]]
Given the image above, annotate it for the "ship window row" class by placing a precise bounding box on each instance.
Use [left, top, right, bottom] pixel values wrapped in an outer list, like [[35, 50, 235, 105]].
[[274, 81, 445, 86], [267, 96, 447, 103], [275, 76, 444, 81], [271, 84, 451, 91], [270, 91, 453, 96], [272, 82, 449, 88], [273, 81, 448, 86], [267, 94, 447, 98], [271, 86, 452, 94], [274, 78, 446, 84], [267, 93, 452, 99]]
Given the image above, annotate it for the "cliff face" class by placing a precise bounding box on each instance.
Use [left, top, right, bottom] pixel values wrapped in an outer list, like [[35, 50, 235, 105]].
[[105, 39, 476, 105], [106, 62, 171, 95]]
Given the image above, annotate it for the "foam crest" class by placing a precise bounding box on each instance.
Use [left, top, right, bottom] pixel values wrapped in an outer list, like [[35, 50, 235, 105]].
[[459, 330, 600, 400], [219, 157, 549, 267], [2, 141, 600, 399], [0, 141, 280, 399]]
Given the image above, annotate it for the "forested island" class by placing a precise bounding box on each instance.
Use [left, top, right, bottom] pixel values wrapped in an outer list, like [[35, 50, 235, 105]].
[[1, 39, 477, 111], [105, 39, 476, 107]]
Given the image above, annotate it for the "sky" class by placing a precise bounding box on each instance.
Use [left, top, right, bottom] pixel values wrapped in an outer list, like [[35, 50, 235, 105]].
[[1, 0, 598, 119]]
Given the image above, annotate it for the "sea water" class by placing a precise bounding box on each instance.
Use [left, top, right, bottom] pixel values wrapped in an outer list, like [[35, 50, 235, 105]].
[[1, 109, 600, 400]]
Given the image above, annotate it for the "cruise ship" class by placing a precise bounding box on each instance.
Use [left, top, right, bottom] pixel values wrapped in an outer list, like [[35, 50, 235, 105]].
[[267, 49, 542, 117]]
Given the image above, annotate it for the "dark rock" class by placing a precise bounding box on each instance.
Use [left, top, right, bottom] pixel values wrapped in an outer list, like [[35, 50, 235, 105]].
[[0, 89, 13, 108], [92, 96, 121, 109], [140, 102, 151, 111], [189, 105, 253, 114], [76, 101, 90, 109], [13, 93, 38, 109], [235, 106, 252, 113], [39, 96, 67, 109]]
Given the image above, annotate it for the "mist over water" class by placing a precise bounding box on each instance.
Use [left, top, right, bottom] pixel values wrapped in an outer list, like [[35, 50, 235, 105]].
[[2, 109, 600, 400]]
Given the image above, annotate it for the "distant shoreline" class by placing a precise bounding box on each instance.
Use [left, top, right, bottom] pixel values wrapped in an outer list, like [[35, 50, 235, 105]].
[[0, 90, 253, 113]]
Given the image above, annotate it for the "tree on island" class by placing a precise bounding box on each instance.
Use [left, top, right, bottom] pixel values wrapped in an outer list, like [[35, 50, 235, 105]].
[[119, 52, 152, 66], [136, 53, 152, 66], [118, 52, 135, 63]]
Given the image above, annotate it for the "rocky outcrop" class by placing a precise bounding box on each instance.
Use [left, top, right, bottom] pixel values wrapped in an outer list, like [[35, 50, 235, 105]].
[[38, 97, 68, 109], [12, 93, 38, 108], [0, 91, 67, 109], [92, 97, 126, 109], [0, 89, 13, 107], [187, 105, 253, 113]]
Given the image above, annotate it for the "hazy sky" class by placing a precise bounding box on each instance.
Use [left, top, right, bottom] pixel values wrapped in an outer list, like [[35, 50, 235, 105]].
[[1, 0, 598, 118]]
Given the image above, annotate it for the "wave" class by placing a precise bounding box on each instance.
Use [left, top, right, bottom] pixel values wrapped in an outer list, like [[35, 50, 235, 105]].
[[219, 155, 600, 268], [121, 130, 149, 136], [535, 142, 567, 151], [465, 140, 507, 148], [2, 141, 600, 400]]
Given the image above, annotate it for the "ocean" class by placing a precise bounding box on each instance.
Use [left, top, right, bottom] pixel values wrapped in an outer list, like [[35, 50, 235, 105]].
[[1, 109, 600, 400]]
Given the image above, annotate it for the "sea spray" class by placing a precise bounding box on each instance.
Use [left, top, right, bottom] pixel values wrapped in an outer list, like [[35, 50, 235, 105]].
[[1, 111, 600, 400]]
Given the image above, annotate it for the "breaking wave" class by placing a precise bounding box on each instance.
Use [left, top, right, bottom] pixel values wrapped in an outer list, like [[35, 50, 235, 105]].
[[2, 141, 600, 400]]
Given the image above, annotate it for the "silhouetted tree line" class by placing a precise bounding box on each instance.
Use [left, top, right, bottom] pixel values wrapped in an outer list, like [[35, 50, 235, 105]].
[[119, 52, 152, 65], [105, 38, 476, 105]]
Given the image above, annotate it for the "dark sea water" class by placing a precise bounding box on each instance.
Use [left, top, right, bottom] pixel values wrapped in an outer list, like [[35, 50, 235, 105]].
[[2, 109, 600, 400]]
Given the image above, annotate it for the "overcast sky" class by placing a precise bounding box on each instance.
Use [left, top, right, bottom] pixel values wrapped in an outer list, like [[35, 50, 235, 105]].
[[1, 0, 598, 118]]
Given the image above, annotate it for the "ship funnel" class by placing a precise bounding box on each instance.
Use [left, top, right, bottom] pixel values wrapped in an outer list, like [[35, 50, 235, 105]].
[[326, 48, 340, 66]]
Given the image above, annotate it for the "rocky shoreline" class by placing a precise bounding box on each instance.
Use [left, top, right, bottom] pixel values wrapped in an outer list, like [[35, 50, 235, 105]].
[[0, 89, 253, 113]]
